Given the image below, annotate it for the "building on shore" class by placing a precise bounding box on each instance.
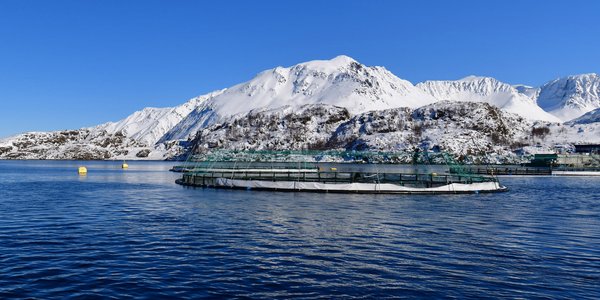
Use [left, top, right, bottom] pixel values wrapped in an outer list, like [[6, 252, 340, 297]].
[[574, 144, 600, 154]]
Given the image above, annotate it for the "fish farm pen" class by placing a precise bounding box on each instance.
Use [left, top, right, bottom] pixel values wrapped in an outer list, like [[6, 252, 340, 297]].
[[175, 150, 507, 194]]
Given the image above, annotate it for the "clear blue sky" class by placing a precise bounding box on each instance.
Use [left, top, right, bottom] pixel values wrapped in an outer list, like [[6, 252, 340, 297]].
[[1, 0, 599, 138]]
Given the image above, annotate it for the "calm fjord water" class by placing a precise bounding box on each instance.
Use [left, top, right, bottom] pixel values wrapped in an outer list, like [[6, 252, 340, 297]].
[[0, 161, 599, 299]]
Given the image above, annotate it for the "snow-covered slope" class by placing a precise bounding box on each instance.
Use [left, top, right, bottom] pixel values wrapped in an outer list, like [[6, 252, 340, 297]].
[[566, 107, 600, 124], [162, 55, 437, 141], [0, 128, 189, 160], [0, 129, 144, 160], [158, 103, 219, 143], [417, 76, 560, 122], [193, 104, 351, 151], [514, 84, 540, 101], [94, 91, 222, 146], [536, 73, 600, 122], [95, 107, 177, 146]]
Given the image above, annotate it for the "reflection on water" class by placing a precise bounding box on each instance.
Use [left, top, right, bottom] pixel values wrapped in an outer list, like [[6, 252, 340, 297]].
[[0, 161, 599, 299]]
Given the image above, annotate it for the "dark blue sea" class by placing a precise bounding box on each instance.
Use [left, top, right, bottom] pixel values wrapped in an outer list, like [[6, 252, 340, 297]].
[[0, 161, 599, 299]]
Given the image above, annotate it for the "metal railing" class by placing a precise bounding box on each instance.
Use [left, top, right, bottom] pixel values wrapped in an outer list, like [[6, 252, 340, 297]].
[[450, 166, 552, 175], [181, 169, 498, 188]]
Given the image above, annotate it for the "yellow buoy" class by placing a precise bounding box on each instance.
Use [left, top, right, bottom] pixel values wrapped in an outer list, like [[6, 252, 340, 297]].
[[121, 163, 129, 169], [330, 167, 337, 171], [78, 166, 87, 175]]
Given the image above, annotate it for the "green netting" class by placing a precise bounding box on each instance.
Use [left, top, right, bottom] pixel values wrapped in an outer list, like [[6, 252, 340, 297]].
[[175, 149, 478, 178]]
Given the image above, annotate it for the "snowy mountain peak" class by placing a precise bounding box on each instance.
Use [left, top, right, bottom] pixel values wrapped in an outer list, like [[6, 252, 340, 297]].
[[537, 73, 600, 121], [159, 56, 438, 141], [331, 54, 356, 62], [306, 54, 357, 68], [202, 56, 435, 117], [420, 76, 513, 96], [417, 77, 560, 122], [270, 55, 360, 75], [569, 73, 598, 80], [459, 75, 495, 82]]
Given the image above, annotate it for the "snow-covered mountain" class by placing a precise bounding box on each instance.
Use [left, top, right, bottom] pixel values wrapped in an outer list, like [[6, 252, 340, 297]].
[[536, 73, 600, 122], [416, 76, 560, 122], [162, 55, 437, 141], [2, 55, 599, 160], [212, 55, 437, 115]]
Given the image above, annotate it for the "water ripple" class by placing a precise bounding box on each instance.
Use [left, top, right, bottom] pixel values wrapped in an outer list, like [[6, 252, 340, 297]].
[[0, 161, 599, 299]]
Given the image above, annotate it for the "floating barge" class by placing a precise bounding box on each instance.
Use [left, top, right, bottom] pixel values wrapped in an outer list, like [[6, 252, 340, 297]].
[[175, 151, 507, 194]]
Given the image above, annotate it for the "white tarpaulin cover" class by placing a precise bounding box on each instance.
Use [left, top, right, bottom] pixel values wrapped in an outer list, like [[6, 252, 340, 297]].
[[214, 178, 502, 193]]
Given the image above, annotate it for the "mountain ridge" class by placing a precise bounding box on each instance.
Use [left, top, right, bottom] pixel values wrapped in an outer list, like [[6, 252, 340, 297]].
[[1, 55, 599, 160], [416, 76, 560, 122], [536, 73, 600, 121]]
